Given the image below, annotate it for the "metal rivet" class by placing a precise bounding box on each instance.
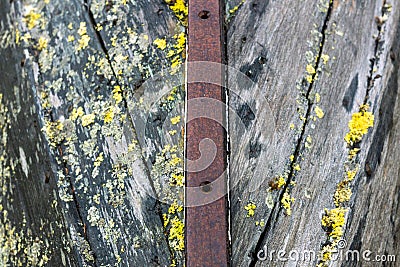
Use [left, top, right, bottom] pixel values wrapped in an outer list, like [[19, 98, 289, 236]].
[[198, 10, 210, 19]]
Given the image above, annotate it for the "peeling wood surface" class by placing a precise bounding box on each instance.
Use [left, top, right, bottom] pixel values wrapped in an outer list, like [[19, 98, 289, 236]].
[[0, 0, 399, 267]]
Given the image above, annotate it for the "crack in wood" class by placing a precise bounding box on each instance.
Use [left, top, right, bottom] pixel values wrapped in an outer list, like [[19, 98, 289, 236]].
[[364, 0, 389, 104], [248, 1, 334, 265]]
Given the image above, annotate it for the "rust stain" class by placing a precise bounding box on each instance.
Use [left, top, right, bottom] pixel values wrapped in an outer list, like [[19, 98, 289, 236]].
[[186, 0, 230, 265]]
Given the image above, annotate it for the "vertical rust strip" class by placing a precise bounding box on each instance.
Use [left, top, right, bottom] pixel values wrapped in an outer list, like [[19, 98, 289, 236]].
[[186, 0, 229, 266]]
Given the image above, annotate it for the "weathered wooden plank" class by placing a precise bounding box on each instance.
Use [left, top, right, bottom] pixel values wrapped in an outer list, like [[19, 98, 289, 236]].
[[1, 0, 187, 266], [2, 0, 399, 266], [253, 1, 400, 266], [227, 0, 334, 265], [228, 0, 400, 266], [0, 2, 77, 266]]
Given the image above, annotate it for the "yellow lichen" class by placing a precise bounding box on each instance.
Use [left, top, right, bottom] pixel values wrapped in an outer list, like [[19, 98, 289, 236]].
[[277, 177, 286, 188], [170, 173, 184, 187], [81, 114, 95, 127], [162, 214, 169, 227], [321, 54, 329, 64], [43, 120, 64, 147], [348, 148, 360, 160], [127, 140, 138, 152], [77, 22, 90, 51], [169, 154, 182, 167], [293, 163, 301, 171], [315, 106, 325, 118], [281, 192, 295, 215], [306, 64, 316, 75], [169, 130, 177, 135], [112, 85, 123, 104], [244, 202, 256, 217], [344, 104, 374, 146], [229, 0, 246, 14], [318, 244, 337, 266], [170, 116, 181, 125], [153, 38, 167, 50], [15, 29, 20, 45], [70, 107, 84, 121], [321, 208, 347, 239], [334, 181, 352, 206], [165, 0, 188, 25], [315, 92, 321, 103], [168, 201, 183, 214], [24, 10, 41, 30], [94, 153, 104, 167], [168, 216, 184, 251], [346, 168, 358, 181], [173, 32, 186, 55], [77, 35, 90, 51], [67, 35, 75, 42], [103, 108, 114, 124], [77, 22, 87, 35], [37, 36, 48, 50], [255, 220, 265, 227]]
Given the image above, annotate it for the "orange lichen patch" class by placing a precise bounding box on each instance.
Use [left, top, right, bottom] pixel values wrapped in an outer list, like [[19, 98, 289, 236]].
[[344, 104, 374, 146]]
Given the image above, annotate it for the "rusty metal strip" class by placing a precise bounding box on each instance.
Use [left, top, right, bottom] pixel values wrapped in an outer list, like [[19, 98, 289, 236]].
[[186, 0, 229, 265]]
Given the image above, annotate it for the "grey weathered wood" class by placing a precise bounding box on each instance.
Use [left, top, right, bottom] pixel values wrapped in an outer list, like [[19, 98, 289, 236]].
[[228, 0, 400, 266], [1, 0, 185, 266]]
